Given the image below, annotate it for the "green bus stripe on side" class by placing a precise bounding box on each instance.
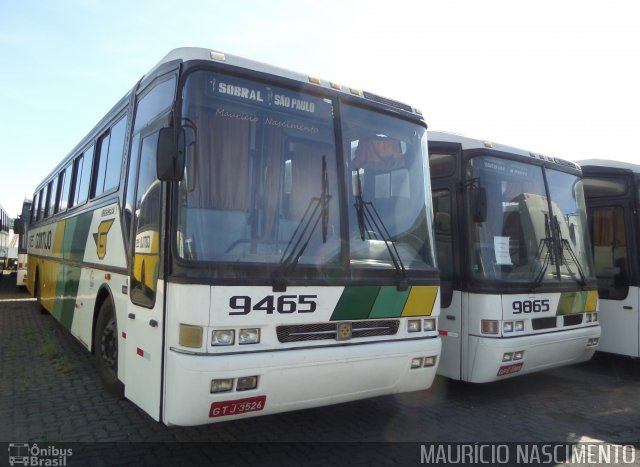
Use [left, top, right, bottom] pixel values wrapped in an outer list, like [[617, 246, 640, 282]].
[[64, 212, 93, 262], [330, 286, 380, 320], [60, 265, 82, 330], [369, 286, 410, 318]]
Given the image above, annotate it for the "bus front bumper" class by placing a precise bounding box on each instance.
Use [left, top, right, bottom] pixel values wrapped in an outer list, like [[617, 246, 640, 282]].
[[163, 337, 441, 426], [466, 325, 600, 383]]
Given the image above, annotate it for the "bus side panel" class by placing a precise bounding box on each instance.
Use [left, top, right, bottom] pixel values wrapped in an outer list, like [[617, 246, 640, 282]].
[[436, 290, 463, 379], [597, 286, 640, 357]]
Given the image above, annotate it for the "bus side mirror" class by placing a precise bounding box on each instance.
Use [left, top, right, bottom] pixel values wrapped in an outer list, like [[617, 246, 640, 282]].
[[157, 127, 185, 181], [14, 218, 22, 235], [472, 187, 487, 223]]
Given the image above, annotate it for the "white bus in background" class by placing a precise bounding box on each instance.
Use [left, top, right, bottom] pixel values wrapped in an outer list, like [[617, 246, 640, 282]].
[[428, 131, 600, 383], [580, 160, 640, 358], [27, 48, 441, 426], [14, 199, 32, 287], [0, 204, 9, 276]]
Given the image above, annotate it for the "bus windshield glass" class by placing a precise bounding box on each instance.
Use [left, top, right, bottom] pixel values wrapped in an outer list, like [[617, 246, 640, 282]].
[[466, 156, 594, 284], [176, 70, 435, 277]]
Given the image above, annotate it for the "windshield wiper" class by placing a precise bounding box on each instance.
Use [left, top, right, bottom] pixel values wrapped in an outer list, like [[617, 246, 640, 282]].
[[353, 169, 408, 290], [553, 215, 587, 287], [530, 214, 555, 291], [275, 156, 330, 289]]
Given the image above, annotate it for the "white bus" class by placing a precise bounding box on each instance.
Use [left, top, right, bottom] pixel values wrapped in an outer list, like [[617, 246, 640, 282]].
[[428, 131, 600, 383], [27, 48, 441, 426], [14, 199, 32, 287], [580, 160, 640, 357], [0, 204, 9, 276]]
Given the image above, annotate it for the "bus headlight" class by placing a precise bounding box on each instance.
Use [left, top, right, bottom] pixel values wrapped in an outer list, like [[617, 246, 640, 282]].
[[481, 320, 499, 335], [179, 324, 203, 348], [423, 356, 437, 367], [502, 352, 514, 362], [408, 320, 422, 333], [503, 321, 514, 333], [212, 330, 235, 346], [211, 378, 234, 393], [513, 351, 524, 360], [239, 328, 260, 345], [236, 376, 258, 391], [411, 357, 424, 369], [423, 318, 436, 332], [515, 321, 524, 332]]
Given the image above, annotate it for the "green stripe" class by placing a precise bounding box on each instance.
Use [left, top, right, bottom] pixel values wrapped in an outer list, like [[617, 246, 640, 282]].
[[52, 263, 81, 330], [369, 286, 410, 318], [64, 212, 93, 262], [556, 291, 588, 315], [330, 286, 380, 320]]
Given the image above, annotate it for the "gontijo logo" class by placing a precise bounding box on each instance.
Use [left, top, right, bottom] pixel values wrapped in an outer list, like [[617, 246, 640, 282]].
[[93, 219, 114, 260]]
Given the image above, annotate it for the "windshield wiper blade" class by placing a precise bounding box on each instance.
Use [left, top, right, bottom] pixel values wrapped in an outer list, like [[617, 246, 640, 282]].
[[353, 169, 408, 290], [554, 216, 587, 287], [275, 157, 330, 287]]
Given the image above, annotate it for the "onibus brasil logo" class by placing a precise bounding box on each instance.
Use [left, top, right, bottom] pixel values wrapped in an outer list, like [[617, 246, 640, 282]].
[[8, 443, 72, 466]]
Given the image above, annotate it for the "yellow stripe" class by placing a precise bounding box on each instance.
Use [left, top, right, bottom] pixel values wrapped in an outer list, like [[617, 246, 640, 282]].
[[401, 286, 438, 317], [585, 290, 598, 313], [53, 220, 66, 258]]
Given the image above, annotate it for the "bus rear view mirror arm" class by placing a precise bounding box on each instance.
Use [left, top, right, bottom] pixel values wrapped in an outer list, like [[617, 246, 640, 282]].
[[157, 127, 186, 181]]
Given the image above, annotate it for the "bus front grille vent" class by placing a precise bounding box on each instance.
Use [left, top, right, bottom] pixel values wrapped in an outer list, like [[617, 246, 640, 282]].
[[276, 320, 400, 343], [563, 314, 583, 326], [531, 317, 557, 331]]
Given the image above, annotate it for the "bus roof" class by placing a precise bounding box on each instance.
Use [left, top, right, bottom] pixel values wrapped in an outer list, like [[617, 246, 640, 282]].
[[428, 130, 579, 171], [578, 159, 640, 175], [147, 47, 422, 115]]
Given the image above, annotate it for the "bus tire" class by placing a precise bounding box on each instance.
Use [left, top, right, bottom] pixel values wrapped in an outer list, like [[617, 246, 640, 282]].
[[94, 299, 124, 397], [34, 271, 47, 314]]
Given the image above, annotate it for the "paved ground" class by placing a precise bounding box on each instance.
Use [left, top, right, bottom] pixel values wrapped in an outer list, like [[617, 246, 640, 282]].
[[1, 272, 639, 466]]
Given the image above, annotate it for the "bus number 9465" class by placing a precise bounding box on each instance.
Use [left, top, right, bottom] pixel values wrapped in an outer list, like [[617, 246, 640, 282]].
[[229, 295, 317, 315], [512, 299, 550, 314]]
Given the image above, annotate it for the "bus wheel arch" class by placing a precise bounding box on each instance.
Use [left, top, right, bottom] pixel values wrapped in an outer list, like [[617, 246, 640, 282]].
[[92, 287, 124, 396]]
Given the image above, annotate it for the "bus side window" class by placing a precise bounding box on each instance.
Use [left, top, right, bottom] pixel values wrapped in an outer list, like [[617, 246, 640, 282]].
[[590, 205, 629, 300], [73, 146, 94, 207], [130, 132, 161, 308], [93, 115, 128, 198], [31, 193, 39, 224], [58, 164, 73, 212]]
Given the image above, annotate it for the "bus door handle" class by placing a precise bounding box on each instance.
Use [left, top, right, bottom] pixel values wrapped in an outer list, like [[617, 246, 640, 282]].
[[128, 313, 135, 319], [446, 315, 456, 320], [149, 320, 158, 328], [623, 306, 633, 310]]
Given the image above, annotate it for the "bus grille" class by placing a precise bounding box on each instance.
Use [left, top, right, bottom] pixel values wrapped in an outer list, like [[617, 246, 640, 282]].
[[276, 320, 400, 343], [532, 317, 557, 330], [563, 314, 583, 326]]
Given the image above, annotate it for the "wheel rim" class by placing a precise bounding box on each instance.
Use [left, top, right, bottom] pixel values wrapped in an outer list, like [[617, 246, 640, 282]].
[[101, 316, 117, 373]]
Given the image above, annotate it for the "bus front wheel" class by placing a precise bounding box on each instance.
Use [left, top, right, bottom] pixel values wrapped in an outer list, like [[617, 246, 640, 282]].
[[94, 299, 124, 396]]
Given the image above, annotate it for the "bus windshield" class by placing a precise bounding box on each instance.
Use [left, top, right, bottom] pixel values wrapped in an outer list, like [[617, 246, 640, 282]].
[[176, 70, 435, 278], [466, 155, 594, 285]]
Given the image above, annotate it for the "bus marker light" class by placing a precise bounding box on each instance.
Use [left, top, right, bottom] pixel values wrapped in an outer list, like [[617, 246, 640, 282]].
[[423, 356, 437, 367], [179, 324, 203, 348], [104, 273, 111, 280], [411, 357, 424, 369], [515, 321, 524, 332], [481, 320, 499, 334], [236, 376, 258, 391], [423, 318, 436, 332], [349, 87, 362, 96], [330, 82, 341, 90], [210, 51, 226, 61], [211, 379, 234, 393], [502, 352, 513, 362], [513, 351, 524, 360], [212, 330, 235, 346], [408, 320, 421, 333], [503, 321, 514, 333], [239, 328, 260, 345]]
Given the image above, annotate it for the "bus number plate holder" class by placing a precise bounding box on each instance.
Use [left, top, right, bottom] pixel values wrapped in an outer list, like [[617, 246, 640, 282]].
[[497, 362, 523, 377], [209, 395, 267, 418]]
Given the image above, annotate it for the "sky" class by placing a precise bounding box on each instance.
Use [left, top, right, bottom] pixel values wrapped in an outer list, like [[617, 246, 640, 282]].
[[1, 0, 638, 218]]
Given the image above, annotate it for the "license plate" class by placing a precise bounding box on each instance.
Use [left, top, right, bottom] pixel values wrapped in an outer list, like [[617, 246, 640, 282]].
[[497, 362, 523, 377], [209, 395, 267, 418]]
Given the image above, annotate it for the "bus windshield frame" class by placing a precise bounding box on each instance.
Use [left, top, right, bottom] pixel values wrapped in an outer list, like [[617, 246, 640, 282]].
[[172, 68, 437, 283], [464, 152, 595, 288]]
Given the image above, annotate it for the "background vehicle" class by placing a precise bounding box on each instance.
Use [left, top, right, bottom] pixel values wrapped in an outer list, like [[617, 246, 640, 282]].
[[428, 131, 600, 383], [0, 204, 9, 277], [14, 199, 32, 287], [580, 160, 640, 358], [27, 48, 441, 426]]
